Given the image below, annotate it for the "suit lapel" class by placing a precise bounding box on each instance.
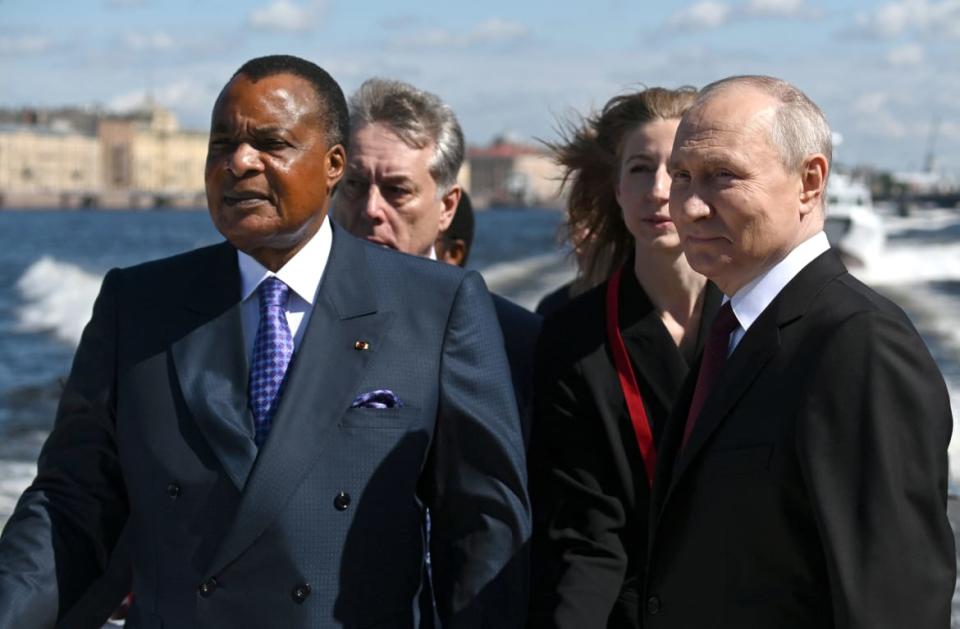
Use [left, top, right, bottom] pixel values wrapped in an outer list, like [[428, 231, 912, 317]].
[[658, 250, 848, 508], [618, 269, 683, 415], [208, 225, 391, 575], [695, 282, 724, 355], [672, 316, 780, 479], [170, 242, 258, 492]]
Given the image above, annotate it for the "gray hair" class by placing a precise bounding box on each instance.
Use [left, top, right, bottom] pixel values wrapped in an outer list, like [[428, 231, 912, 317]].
[[698, 75, 832, 173], [348, 78, 464, 194]]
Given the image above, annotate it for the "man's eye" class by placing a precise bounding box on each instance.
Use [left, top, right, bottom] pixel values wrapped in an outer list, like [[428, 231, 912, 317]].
[[629, 164, 653, 174], [385, 185, 410, 196], [259, 139, 287, 150], [208, 139, 233, 150], [670, 170, 690, 182], [344, 178, 366, 192]]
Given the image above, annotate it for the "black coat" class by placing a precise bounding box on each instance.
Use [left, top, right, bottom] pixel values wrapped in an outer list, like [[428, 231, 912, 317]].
[[645, 250, 955, 628], [529, 266, 721, 628]]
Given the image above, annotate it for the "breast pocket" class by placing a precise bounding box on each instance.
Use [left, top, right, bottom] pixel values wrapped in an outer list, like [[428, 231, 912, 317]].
[[338, 405, 420, 430]]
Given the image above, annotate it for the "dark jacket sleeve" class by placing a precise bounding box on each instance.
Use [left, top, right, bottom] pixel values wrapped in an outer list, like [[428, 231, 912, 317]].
[[797, 309, 955, 628], [427, 270, 531, 628], [0, 269, 129, 628]]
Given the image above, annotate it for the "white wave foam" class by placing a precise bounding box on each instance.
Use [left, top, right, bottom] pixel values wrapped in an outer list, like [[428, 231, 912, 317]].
[[15, 257, 103, 348], [883, 209, 960, 236], [0, 462, 35, 528], [480, 252, 570, 287], [480, 252, 577, 310], [853, 241, 960, 287]]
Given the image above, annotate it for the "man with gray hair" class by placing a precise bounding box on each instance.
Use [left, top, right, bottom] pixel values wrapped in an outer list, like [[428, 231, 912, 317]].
[[335, 77, 540, 444], [335, 77, 465, 257], [643, 75, 954, 627]]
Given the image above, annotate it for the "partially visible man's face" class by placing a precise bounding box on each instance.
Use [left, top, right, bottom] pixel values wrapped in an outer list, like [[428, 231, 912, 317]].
[[205, 72, 345, 269], [336, 122, 458, 256], [668, 86, 818, 295]]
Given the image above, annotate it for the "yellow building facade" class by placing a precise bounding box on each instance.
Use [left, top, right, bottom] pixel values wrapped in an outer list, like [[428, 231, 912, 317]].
[[0, 123, 101, 196], [0, 104, 208, 207]]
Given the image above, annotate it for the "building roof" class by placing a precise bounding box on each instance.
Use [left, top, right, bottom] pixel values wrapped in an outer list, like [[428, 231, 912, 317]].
[[467, 140, 546, 159]]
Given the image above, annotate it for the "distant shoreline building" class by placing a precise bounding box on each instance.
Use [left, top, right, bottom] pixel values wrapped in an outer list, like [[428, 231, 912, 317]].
[[0, 103, 207, 209], [467, 136, 563, 209], [0, 121, 101, 208], [2, 110, 568, 211]]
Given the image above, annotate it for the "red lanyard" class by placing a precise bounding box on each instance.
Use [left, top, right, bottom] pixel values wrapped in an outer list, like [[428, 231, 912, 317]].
[[605, 267, 656, 487]]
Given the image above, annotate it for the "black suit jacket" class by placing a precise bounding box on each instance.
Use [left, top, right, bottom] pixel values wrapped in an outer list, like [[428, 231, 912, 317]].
[[492, 294, 542, 448], [535, 281, 576, 319], [0, 223, 530, 629], [529, 268, 721, 628], [645, 250, 955, 628]]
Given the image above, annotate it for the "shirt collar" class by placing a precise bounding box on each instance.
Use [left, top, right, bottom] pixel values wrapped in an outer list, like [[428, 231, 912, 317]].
[[729, 231, 830, 334], [237, 217, 332, 304]]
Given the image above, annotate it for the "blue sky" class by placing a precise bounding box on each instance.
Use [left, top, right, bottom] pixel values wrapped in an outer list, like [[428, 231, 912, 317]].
[[2, 0, 959, 173]]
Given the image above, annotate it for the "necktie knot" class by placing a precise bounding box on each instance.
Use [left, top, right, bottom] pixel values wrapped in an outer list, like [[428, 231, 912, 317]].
[[712, 301, 740, 339], [258, 277, 290, 311]]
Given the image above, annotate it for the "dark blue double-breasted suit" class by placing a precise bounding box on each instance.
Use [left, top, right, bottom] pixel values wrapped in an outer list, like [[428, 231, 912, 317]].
[[0, 222, 530, 628]]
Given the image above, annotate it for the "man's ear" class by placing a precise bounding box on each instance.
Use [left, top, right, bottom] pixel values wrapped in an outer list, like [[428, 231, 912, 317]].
[[326, 144, 347, 186], [438, 184, 462, 232], [799, 153, 828, 216]]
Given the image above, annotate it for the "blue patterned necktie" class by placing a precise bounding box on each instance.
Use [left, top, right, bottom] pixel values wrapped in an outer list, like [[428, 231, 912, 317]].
[[249, 277, 294, 447]]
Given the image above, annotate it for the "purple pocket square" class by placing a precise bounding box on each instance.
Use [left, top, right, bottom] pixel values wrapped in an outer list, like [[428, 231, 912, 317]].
[[350, 389, 403, 409]]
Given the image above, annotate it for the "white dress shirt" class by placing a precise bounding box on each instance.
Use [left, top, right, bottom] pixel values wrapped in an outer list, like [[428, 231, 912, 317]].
[[237, 218, 332, 363], [726, 231, 831, 353]]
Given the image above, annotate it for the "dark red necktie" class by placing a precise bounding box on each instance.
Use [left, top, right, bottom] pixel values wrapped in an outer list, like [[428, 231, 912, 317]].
[[682, 301, 739, 448]]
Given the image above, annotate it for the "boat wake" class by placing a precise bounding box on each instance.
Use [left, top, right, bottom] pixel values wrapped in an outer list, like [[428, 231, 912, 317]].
[[15, 256, 102, 348]]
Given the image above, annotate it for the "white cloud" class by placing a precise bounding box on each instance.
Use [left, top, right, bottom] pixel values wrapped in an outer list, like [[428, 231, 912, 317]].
[[847, 92, 910, 139], [940, 120, 960, 140], [668, 1, 733, 30], [247, 0, 326, 33], [471, 18, 529, 43], [0, 35, 53, 55], [108, 80, 217, 120], [391, 17, 529, 49], [123, 31, 175, 52], [666, 0, 811, 31], [851, 92, 890, 115], [104, 0, 146, 7], [856, 110, 909, 139], [744, 0, 804, 16], [855, 0, 960, 39], [887, 43, 925, 65]]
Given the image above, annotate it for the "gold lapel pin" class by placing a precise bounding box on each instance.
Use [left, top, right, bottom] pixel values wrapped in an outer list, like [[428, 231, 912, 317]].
[[354, 340, 370, 351]]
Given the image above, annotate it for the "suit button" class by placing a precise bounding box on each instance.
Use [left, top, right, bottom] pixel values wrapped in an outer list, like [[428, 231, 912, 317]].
[[291, 583, 311, 604], [646, 595, 661, 615], [167, 483, 181, 500], [333, 491, 351, 511], [198, 578, 218, 597]]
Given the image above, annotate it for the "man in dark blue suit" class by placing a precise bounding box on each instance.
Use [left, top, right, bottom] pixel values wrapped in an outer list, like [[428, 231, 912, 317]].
[[334, 78, 541, 446], [0, 55, 530, 628]]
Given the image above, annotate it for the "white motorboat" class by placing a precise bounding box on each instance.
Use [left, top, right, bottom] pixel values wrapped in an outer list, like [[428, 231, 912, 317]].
[[824, 173, 886, 267]]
